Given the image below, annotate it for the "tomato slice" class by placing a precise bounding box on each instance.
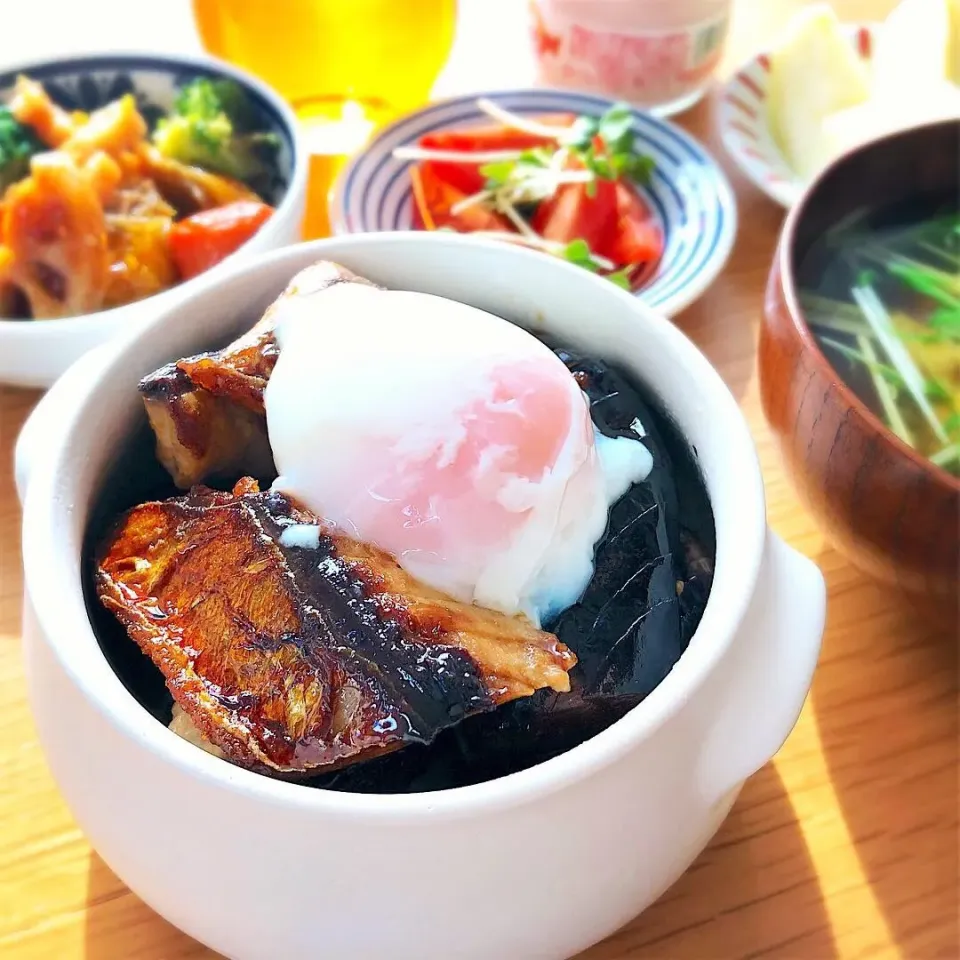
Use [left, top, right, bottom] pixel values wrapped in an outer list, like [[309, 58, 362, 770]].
[[606, 181, 663, 269], [409, 162, 511, 234], [418, 114, 576, 196], [419, 114, 576, 152], [420, 161, 486, 196], [531, 178, 618, 254], [168, 201, 273, 280], [528, 176, 662, 287], [413, 159, 485, 204]]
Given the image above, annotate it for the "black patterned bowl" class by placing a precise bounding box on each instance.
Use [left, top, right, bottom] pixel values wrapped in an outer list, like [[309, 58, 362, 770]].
[[0, 52, 307, 388]]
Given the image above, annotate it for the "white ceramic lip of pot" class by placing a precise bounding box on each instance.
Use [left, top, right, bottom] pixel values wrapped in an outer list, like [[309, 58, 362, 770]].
[[20, 231, 766, 821]]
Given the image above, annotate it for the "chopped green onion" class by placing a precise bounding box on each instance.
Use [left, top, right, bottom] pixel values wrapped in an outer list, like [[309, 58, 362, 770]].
[[917, 240, 960, 268], [924, 378, 951, 403], [852, 284, 949, 444], [801, 294, 872, 333], [856, 334, 914, 446], [887, 260, 960, 309], [929, 443, 960, 468], [928, 306, 960, 340], [820, 335, 904, 389]]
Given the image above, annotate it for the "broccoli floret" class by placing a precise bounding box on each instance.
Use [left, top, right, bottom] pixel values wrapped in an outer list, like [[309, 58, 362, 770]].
[[152, 78, 278, 188], [178, 77, 257, 131], [0, 106, 44, 192]]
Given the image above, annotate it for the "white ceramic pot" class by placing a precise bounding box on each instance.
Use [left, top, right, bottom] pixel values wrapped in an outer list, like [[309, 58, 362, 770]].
[[16, 233, 825, 960]]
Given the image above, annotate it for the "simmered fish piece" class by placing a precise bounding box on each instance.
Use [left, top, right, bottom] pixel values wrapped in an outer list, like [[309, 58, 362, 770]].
[[96, 479, 575, 776], [139, 260, 373, 487]]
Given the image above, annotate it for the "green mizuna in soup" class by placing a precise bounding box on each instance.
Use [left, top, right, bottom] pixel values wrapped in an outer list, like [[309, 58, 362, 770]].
[[799, 194, 960, 476]]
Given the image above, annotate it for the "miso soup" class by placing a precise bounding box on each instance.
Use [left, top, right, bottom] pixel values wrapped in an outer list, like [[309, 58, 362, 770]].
[[798, 192, 960, 476]]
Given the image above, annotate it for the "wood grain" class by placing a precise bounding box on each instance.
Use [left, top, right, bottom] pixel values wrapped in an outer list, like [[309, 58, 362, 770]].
[[1, 1, 957, 958]]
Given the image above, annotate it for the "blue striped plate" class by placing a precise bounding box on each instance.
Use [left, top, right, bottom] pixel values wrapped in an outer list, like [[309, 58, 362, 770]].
[[330, 90, 737, 317]]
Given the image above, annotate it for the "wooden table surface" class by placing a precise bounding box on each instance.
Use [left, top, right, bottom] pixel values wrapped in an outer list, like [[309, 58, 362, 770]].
[[1, 2, 957, 957]]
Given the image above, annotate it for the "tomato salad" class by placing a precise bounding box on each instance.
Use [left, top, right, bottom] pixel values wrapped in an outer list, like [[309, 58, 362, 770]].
[[393, 99, 664, 290]]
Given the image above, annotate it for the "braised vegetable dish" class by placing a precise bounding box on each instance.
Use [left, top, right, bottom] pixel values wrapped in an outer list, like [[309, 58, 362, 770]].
[[0, 75, 277, 320]]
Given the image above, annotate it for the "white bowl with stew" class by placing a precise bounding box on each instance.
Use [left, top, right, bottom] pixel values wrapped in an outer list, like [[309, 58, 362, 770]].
[[15, 232, 824, 960], [0, 52, 307, 389]]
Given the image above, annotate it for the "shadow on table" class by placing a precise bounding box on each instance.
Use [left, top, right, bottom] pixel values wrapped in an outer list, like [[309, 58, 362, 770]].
[[81, 763, 829, 960], [807, 547, 960, 958], [577, 761, 835, 960], [84, 853, 217, 960]]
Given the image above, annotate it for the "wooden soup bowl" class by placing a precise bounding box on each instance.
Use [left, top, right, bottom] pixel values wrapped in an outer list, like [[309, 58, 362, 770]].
[[760, 120, 959, 612]]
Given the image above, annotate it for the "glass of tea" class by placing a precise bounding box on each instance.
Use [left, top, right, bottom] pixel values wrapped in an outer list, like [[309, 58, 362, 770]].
[[192, 0, 458, 236]]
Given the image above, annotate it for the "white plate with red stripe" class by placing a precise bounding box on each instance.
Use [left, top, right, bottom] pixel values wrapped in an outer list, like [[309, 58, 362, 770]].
[[718, 24, 876, 208]]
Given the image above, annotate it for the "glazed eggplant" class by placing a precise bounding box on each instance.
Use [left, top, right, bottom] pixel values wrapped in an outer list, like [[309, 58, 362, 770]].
[[96, 478, 575, 777], [300, 351, 715, 792]]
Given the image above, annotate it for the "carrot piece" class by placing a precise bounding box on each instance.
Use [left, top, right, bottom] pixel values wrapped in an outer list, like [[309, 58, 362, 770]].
[[168, 201, 272, 280]]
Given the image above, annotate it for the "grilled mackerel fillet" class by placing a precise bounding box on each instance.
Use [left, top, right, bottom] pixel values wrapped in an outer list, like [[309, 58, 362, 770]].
[[96, 479, 575, 776]]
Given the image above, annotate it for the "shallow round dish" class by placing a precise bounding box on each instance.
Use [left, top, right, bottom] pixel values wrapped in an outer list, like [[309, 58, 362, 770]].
[[329, 90, 737, 317], [760, 119, 959, 609], [16, 233, 823, 960], [719, 24, 875, 208], [0, 52, 308, 389]]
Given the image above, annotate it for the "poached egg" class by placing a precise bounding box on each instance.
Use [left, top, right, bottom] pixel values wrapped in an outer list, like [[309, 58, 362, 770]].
[[264, 281, 651, 625]]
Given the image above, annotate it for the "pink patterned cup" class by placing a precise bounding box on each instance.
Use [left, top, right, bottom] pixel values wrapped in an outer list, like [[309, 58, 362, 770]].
[[530, 0, 732, 115]]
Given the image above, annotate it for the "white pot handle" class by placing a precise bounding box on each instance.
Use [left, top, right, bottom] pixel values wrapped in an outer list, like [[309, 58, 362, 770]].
[[698, 530, 826, 805], [14, 343, 119, 505]]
